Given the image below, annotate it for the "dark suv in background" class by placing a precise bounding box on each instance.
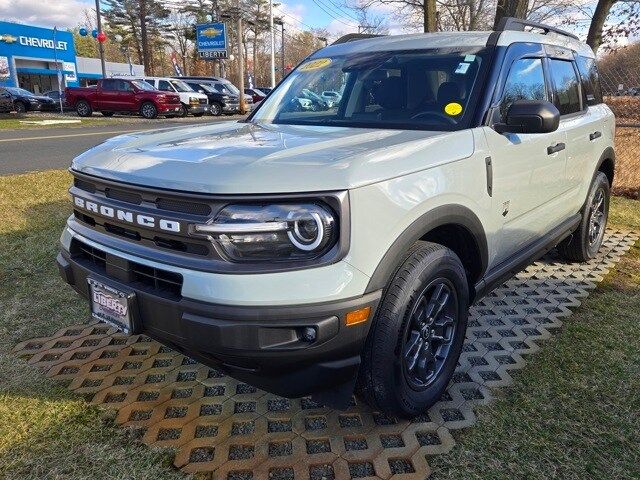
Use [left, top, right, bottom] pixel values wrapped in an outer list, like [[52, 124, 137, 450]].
[[179, 76, 254, 114], [180, 79, 239, 116]]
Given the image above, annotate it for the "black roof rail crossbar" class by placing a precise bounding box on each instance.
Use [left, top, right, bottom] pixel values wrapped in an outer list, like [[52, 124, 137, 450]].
[[331, 33, 386, 45], [496, 17, 579, 40]]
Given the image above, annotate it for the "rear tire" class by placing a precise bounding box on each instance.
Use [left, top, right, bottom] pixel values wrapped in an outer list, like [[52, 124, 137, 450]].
[[76, 100, 92, 117], [557, 172, 610, 262], [357, 241, 469, 417], [140, 102, 158, 119]]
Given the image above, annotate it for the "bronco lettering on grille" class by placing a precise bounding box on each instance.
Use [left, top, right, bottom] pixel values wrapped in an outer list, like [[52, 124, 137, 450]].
[[73, 196, 181, 233]]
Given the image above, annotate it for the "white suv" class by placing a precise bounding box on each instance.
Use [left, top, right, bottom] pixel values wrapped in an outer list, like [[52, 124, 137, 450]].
[[58, 18, 614, 416], [138, 77, 209, 117]]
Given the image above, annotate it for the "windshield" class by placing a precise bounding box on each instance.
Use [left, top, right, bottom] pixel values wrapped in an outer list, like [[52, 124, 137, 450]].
[[222, 82, 240, 95], [6, 87, 35, 96], [170, 80, 194, 92], [251, 48, 489, 131], [132, 80, 156, 91], [197, 83, 216, 93]]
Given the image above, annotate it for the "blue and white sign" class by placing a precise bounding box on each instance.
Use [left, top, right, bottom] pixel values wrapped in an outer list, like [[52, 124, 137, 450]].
[[196, 23, 228, 60], [0, 21, 78, 88]]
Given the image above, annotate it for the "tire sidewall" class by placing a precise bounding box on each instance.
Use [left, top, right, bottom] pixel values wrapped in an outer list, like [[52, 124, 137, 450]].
[[141, 102, 158, 119], [368, 247, 469, 416], [580, 172, 610, 259]]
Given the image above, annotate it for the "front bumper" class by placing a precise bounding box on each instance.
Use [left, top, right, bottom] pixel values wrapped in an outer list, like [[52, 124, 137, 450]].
[[57, 241, 381, 402], [188, 104, 208, 114], [158, 104, 182, 113]]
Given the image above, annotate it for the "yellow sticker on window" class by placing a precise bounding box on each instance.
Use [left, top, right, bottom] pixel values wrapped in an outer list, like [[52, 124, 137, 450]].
[[444, 102, 463, 116], [298, 58, 332, 72]]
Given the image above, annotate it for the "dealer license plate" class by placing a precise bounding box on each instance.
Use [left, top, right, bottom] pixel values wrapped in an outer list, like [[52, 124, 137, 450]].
[[88, 278, 134, 334]]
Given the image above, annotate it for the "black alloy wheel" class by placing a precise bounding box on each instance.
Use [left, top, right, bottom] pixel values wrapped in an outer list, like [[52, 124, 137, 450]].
[[402, 280, 458, 390]]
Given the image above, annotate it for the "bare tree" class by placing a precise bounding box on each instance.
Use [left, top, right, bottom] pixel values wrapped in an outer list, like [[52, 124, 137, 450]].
[[493, 0, 529, 29], [347, 0, 437, 32]]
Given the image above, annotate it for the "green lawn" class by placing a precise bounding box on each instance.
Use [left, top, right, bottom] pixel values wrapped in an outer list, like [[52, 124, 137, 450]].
[[0, 170, 638, 479], [0, 114, 138, 130]]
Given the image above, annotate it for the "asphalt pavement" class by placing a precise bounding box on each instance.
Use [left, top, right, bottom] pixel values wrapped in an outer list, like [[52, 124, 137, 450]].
[[0, 116, 240, 176]]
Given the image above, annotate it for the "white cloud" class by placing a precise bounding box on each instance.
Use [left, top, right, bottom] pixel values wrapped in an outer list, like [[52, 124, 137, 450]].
[[274, 2, 308, 34], [0, 0, 92, 29]]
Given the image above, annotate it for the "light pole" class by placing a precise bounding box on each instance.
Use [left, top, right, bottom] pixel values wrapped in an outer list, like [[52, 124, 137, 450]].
[[95, 0, 107, 77], [269, 0, 276, 88]]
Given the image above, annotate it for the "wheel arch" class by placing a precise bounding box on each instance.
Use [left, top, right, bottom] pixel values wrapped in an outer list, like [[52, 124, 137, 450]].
[[595, 146, 615, 188], [364, 204, 488, 301]]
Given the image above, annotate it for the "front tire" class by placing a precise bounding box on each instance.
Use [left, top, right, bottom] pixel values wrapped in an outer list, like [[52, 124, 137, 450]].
[[13, 101, 26, 113], [210, 102, 222, 116], [558, 171, 610, 262], [357, 242, 469, 417], [140, 102, 158, 119], [179, 104, 188, 117]]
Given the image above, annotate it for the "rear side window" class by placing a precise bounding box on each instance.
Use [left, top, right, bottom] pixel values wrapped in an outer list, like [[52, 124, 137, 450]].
[[500, 58, 547, 118], [101, 79, 117, 91], [549, 59, 582, 115], [576, 56, 603, 106]]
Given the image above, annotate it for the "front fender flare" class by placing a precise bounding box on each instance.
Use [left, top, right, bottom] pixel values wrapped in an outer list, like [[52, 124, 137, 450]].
[[364, 204, 488, 294]]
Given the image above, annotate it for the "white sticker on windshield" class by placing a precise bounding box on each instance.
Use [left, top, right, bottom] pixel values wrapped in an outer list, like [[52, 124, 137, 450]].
[[455, 62, 471, 74], [464, 54, 476, 62]]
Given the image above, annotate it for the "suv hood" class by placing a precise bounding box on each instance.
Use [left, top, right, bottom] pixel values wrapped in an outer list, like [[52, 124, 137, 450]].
[[72, 121, 474, 194]]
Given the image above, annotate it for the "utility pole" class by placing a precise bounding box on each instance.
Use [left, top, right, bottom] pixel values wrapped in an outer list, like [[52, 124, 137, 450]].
[[269, 0, 276, 88], [274, 18, 284, 81], [94, 0, 107, 77], [237, 15, 246, 112]]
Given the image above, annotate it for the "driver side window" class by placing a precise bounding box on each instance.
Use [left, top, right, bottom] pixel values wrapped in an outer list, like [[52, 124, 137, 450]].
[[500, 58, 547, 118]]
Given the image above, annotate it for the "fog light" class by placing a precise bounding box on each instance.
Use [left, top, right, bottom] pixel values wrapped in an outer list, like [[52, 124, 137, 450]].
[[301, 327, 316, 342], [346, 307, 371, 326]]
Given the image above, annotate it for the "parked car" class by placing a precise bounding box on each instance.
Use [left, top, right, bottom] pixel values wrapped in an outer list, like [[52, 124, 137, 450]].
[[180, 76, 254, 112], [43, 90, 71, 111], [0, 88, 13, 112], [245, 88, 267, 104], [58, 19, 614, 416], [65, 78, 182, 119], [256, 86, 272, 95], [181, 79, 238, 116], [137, 77, 208, 117], [2, 87, 57, 112]]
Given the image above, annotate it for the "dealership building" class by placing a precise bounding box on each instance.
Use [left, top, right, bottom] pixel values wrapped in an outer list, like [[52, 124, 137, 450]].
[[0, 20, 144, 94]]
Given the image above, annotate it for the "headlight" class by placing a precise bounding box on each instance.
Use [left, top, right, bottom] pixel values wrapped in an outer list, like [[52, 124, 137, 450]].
[[189, 96, 199, 104], [191, 203, 338, 262]]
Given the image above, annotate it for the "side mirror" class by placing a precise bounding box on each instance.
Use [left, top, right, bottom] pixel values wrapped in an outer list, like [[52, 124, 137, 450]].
[[495, 100, 560, 134]]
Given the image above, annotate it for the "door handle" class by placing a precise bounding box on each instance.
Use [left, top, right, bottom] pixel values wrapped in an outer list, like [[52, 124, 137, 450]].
[[547, 143, 566, 155], [589, 131, 602, 141]]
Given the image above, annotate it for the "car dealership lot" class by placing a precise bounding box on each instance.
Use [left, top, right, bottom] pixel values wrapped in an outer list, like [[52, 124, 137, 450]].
[[0, 114, 243, 175]]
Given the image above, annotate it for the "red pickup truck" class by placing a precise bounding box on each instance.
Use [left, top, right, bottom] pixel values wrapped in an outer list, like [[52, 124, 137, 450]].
[[65, 78, 182, 119]]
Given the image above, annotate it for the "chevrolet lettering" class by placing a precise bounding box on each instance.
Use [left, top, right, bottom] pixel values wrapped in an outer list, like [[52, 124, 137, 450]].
[[58, 18, 615, 416]]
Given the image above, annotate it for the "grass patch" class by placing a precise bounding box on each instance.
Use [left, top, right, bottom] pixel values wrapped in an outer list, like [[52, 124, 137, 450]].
[[0, 114, 138, 130], [0, 170, 637, 479], [0, 170, 189, 479], [431, 219, 640, 478]]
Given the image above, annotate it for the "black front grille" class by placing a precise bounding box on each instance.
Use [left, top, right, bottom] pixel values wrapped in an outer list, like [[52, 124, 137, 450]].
[[105, 187, 142, 205], [156, 197, 211, 216], [74, 241, 106, 270], [74, 178, 96, 193], [70, 239, 183, 298]]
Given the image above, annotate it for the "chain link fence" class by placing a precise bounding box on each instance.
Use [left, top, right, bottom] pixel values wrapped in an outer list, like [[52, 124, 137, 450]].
[[600, 68, 640, 199]]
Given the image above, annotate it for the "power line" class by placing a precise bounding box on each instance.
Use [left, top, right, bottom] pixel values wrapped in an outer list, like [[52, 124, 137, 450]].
[[309, 0, 354, 26], [317, 0, 360, 22]]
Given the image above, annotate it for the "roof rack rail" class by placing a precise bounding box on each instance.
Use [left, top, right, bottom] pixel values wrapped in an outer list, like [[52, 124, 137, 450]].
[[331, 33, 386, 45], [495, 17, 579, 40]]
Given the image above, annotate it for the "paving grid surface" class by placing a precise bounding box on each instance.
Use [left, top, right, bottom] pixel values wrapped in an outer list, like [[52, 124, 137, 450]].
[[13, 230, 638, 480]]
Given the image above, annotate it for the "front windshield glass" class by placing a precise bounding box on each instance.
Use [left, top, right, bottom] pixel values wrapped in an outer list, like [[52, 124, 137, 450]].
[[7, 87, 34, 96], [132, 80, 156, 91], [251, 47, 489, 131], [223, 82, 240, 94], [170, 80, 194, 92]]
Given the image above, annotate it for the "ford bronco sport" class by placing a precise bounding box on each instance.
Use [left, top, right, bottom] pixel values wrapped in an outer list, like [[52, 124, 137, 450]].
[[57, 18, 615, 416]]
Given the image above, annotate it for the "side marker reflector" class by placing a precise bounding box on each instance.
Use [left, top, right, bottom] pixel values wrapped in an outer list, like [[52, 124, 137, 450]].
[[346, 306, 371, 326]]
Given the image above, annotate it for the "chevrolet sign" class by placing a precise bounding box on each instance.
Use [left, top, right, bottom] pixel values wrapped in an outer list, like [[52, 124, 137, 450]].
[[0, 33, 68, 50]]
